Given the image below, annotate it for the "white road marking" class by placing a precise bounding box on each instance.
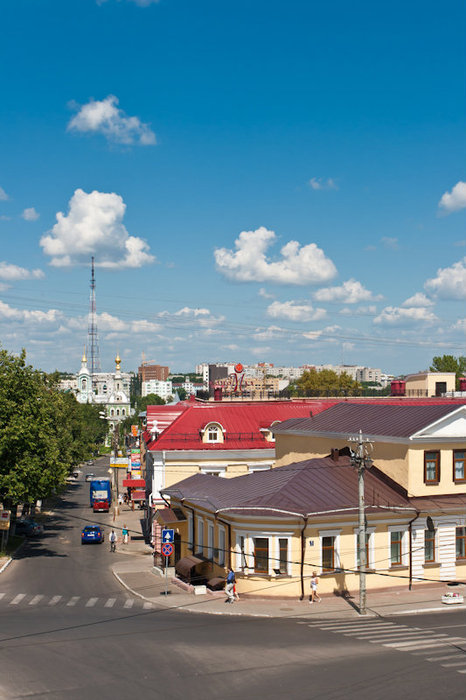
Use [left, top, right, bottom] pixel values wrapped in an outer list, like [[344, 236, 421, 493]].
[[48, 595, 62, 606], [318, 622, 387, 630], [384, 638, 465, 652], [342, 625, 398, 634], [67, 596, 80, 607], [143, 602, 153, 609], [123, 599, 134, 609], [86, 598, 98, 607], [29, 595, 43, 605], [0, 593, 5, 601], [363, 633, 434, 643], [104, 598, 116, 608], [426, 654, 463, 661], [11, 594, 26, 605], [441, 661, 466, 668], [458, 669, 466, 674]]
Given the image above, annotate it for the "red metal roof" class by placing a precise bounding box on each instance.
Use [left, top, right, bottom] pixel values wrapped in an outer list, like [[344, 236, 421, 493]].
[[144, 401, 319, 451]]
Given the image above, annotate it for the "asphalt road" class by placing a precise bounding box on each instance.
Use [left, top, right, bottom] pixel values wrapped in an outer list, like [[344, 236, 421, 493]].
[[1, 459, 465, 700]]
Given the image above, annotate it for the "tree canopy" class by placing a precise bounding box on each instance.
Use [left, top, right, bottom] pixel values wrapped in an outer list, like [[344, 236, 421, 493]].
[[0, 348, 107, 509], [430, 355, 466, 383], [290, 368, 362, 397]]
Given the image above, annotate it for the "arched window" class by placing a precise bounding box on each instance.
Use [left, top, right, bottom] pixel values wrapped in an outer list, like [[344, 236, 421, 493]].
[[82, 379, 87, 390], [116, 409, 120, 416], [122, 409, 125, 416], [111, 409, 114, 417]]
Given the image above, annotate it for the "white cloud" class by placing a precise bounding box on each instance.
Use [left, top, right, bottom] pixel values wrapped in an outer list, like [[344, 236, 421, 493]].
[[0, 262, 44, 281], [425, 258, 466, 300], [401, 292, 434, 308], [251, 346, 272, 356], [253, 325, 285, 341], [21, 207, 40, 221], [308, 177, 338, 191], [0, 186, 9, 201], [158, 306, 224, 328], [214, 226, 337, 285], [258, 287, 274, 299], [339, 305, 377, 316], [314, 278, 382, 304], [438, 181, 466, 214], [40, 189, 155, 268], [373, 306, 437, 326], [267, 300, 326, 322], [303, 324, 341, 341], [67, 95, 156, 146], [0, 301, 62, 324], [0, 215, 11, 221], [381, 237, 399, 250]]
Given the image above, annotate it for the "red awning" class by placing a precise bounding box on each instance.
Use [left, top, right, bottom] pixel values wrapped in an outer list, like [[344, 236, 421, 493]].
[[131, 489, 146, 501], [123, 479, 146, 488]]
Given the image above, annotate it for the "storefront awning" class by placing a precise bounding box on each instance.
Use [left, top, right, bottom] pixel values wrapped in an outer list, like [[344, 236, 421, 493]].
[[123, 479, 145, 488], [175, 556, 203, 579], [131, 489, 146, 501]]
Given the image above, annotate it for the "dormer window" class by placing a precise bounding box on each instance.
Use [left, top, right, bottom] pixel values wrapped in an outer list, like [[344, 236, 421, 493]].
[[202, 422, 225, 443]]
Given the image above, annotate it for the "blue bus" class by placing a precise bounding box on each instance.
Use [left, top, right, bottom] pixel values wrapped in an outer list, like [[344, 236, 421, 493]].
[[89, 478, 112, 508]]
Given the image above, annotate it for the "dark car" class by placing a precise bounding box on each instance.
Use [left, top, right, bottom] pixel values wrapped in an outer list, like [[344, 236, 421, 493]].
[[81, 526, 104, 544], [15, 519, 44, 537]]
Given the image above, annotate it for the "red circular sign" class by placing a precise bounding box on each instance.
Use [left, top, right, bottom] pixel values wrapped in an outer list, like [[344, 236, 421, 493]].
[[161, 543, 174, 557], [234, 363, 243, 373]]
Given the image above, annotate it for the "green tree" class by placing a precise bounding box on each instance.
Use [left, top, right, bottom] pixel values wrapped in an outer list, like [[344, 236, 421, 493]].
[[430, 355, 466, 387], [290, 368, 362, 397]]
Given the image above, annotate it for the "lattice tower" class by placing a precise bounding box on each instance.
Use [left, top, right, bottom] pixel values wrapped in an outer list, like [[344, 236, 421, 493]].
[[87, 256, 101, 376]]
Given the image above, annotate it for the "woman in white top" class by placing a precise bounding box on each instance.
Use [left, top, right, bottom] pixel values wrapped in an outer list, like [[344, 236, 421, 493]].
[[310, 571, 321, 604]]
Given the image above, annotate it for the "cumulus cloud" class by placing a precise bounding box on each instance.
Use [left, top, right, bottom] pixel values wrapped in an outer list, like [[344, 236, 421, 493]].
[[373, 306, 437, 326], [0, 301, 62, 324], [381, 237, 399, 250], [313, 279, 382, 304], [308, 177, 338, 191], [253, 325, 285, 341], [258, 287, 274, 299], [401, 292, 434, 308], [67, 95, 156, 146], [425, 258, 466, 300], [40, 189, 155, 268], [438, 181, 466, 214], [21, 207, 39, 221], [214, 227, 337, 285], [0, 262, 44, 281], [158, 306, 225, 328], [267, 300, 326, 322], [0, 186, 9, 201], [302, 325, 341, 342], [339, 305, 377, 316]]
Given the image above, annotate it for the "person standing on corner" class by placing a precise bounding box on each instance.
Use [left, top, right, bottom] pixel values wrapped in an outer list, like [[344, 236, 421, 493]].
[[109, 529, 117, 553], [225, 567, 236, 603], [122, 524, 129, 544], [309, 571, 321, 603]]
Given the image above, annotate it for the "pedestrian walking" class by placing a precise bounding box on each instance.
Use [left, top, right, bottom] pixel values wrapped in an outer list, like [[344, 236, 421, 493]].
[[122, 525, 129, 544], [309, 571, 321, 603], [224, 567, 236, 603], [109, 529, 117, 552]]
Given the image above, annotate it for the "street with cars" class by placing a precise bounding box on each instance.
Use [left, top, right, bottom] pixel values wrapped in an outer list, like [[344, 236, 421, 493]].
[[0, 456, 465, 700]]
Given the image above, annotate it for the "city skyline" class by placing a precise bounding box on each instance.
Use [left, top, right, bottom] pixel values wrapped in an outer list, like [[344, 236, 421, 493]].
[[1, 0, 466, 375]]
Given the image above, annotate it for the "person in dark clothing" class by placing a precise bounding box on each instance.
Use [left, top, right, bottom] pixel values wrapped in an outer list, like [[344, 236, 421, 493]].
[[225, 567, 236, 603]]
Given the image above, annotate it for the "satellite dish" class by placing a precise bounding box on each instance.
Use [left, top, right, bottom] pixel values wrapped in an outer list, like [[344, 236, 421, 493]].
[[426, 516, 435, 532]]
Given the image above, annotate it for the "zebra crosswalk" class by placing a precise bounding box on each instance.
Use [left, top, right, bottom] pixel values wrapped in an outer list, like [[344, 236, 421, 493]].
[[0, 592, 155, 611], [306, 618, 466, 675]]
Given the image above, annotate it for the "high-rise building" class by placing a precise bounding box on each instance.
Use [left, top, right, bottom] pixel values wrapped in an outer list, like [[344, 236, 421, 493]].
[[138, 364, 170, 382]]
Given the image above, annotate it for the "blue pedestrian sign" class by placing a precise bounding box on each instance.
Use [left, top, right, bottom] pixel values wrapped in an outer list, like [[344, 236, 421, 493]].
[[161, 528, 174, 544]]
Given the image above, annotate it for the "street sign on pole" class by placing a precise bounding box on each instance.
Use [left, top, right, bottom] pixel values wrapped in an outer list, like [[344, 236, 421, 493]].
[[161, 542, 174, 557], [161, 528, 174, 544]]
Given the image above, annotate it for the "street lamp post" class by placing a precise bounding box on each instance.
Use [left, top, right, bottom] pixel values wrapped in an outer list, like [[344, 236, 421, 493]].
[[349, 430, 373, 616]]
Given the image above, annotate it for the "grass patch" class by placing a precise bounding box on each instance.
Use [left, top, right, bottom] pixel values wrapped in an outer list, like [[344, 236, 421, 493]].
[[0, 534, 25, 558]]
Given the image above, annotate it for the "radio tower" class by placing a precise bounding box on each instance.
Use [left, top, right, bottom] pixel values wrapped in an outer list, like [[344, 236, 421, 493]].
[[87, 257, 101, 377]]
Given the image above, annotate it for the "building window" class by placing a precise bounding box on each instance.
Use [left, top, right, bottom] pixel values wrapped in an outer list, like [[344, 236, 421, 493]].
[[453, 451, 466, 483], [122, 409, 125, 416], [390, 531, 403, 566], [254, 537, 269, 573], [278, 538, 288, 574], [110, 409, 114, 417], [207, 426, 220, 442], [424, 451, 440, 484], [456, 527, 466, 560], [218, 527, 225, 566], [425, 529, 436, 563], [187, 513, 193, 551], [238, 535, 247, 571], [195, 518, 204, 556], [321, 536, 335, 571], [207, 522, 214, 559]]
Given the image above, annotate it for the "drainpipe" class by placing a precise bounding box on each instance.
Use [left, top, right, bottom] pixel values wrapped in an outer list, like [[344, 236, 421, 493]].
[[300, 516, 308, 601], [182, 502, 195, 553], [408, 511, 420, 591]]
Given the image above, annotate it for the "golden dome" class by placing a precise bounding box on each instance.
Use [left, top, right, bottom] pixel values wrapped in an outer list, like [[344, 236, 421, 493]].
[[115, 353, 121, 371]]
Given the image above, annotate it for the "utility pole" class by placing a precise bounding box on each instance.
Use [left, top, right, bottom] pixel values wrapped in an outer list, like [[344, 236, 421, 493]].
[[349, 430, 373, 616]]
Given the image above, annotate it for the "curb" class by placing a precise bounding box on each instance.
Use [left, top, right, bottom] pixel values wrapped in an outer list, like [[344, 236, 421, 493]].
[[0, 557, 12, 574]]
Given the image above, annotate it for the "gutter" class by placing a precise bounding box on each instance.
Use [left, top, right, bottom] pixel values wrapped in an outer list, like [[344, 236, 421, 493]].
[[408, 510, 421, 591], [299, 516, 308, 601]]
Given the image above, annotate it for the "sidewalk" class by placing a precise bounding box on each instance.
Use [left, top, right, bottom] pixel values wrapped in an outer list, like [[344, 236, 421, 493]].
[[109, 504, 466, 619]]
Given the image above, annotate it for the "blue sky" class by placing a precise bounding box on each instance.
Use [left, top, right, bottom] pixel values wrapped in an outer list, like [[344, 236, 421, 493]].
[[1, 0, 466, 376]]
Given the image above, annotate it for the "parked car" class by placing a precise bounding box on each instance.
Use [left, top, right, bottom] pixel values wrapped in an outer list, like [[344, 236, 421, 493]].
[[15, 519, 44, 537], [81, 526, 104, 544], [86, 460, 94, 466], [85, 473, 95, 482]]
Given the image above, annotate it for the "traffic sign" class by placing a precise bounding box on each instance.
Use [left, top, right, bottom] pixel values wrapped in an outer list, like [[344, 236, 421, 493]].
[[161, 528, 174, 544], [161, 542, 174, 557]]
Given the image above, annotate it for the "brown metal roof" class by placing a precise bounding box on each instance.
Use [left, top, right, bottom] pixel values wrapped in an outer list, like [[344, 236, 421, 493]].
[[273, 403, 459, 439], [154, 507, 186, 524], [408, 493, 466, 513], [162, 454, 413, 519]]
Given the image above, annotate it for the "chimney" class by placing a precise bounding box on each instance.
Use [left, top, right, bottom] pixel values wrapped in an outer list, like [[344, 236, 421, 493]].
[[330, 448, 339, 462]]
